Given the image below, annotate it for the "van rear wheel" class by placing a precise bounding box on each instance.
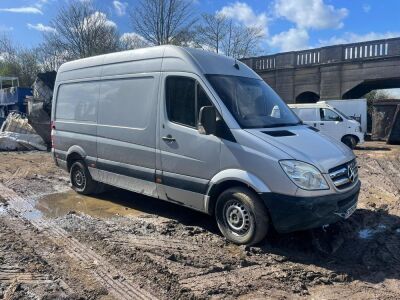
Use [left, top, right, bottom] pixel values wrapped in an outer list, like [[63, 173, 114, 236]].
[[70, 160, 102, 195], [215, 187, 269, 245]]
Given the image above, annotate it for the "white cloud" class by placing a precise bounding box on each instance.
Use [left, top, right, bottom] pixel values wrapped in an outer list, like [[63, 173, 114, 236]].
[[27, 23, 56, 33], [84, 11, 117, 29], [269, 28, 310, 52], [113, 1, 128, 16], [218, 2, 268, 35], [274, 0, 348, 30], [120, 32, 145, 41], [319, 31, 400, 46], [120, 32, 149, 49], [0, 7, 43, 14], [362, 4, 371, 13]]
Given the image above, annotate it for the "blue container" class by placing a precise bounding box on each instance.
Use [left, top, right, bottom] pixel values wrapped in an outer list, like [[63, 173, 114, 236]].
[[0, 87, 32, 113]]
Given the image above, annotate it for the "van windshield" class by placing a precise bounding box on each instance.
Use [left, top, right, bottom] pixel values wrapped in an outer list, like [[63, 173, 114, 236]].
[[206, 75, 301, 129], [333, 107, 351, 120]]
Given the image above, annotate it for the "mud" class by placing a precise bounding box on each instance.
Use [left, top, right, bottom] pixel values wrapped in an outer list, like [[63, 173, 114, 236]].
[[0, 142, 399, 299]]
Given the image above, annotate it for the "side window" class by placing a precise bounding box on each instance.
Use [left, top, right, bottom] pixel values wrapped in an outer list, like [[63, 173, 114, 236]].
[[166, 76, 196, 127], [56, 82, 98, 122], [297, 108, 316, 121], [166, 76, 213, 128], [320, 108, 342, 121]]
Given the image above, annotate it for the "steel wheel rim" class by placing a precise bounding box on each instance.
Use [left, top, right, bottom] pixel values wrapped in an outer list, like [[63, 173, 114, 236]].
[[224, 200, 251, 236], [72, 167, 86, 189]]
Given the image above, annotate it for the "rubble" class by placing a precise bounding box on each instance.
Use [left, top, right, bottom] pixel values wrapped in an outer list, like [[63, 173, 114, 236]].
[[0, 112, 47, 151]]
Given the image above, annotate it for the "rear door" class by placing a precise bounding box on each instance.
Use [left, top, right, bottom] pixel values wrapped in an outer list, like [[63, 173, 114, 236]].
[[158, 73, 221, 211]]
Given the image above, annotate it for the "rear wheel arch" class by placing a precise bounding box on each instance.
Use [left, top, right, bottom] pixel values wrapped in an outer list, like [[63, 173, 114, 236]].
[[66, 152, 85, 171], [66, 146, 87, 171]]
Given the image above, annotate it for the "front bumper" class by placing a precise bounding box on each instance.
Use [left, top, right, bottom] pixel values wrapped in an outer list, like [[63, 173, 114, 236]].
[[260, 180, 360, 233]]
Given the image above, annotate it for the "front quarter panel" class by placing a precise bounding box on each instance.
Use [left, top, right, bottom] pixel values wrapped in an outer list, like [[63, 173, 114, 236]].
[[219, 129, 298, 196]]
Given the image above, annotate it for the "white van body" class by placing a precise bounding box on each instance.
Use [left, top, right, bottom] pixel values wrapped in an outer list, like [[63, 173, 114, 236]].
[[318, 99, 367, 133], [52, 46, 360, 245], [289, 103, 364, 148]]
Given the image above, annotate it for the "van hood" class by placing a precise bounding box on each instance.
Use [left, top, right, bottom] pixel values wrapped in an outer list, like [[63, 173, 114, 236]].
[[245, 125, 355, 173]]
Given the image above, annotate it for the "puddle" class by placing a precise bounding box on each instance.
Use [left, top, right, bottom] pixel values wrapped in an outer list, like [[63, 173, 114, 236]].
[[35, 190, 146, 219]]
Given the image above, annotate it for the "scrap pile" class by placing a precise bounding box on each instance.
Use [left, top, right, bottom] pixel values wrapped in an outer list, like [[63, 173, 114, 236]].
[[0, 112, 47, 151], [27, 71, 57, 147]]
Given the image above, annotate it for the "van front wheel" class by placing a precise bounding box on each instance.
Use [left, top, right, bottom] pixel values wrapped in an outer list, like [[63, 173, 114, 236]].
[[215, 187, 269, 245], [342, 135, 357, 149], [70, 160, 101, 195]]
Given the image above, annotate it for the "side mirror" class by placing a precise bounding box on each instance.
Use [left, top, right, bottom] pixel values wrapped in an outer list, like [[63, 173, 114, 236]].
[[198, 106, 216, 135]]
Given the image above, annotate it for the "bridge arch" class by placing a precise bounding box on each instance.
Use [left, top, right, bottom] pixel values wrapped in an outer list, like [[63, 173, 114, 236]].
[[295, 91, 320, 103], [342, 78, 400, 99]]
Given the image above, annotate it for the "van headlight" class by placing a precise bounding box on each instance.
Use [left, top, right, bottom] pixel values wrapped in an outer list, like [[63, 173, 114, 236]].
[[279, 160, 329, 190]]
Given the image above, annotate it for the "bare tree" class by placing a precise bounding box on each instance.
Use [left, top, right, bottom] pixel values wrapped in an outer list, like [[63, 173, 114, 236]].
[[222, 22, 264, 59], [119, 33, 150, 50], [130, 0, 197, 45], [36, 42, 68, 72], [0, 35, 41, 87], [195, 13, 264, 59], [195, 13, 229, 53], [43, 0, 120, 61]]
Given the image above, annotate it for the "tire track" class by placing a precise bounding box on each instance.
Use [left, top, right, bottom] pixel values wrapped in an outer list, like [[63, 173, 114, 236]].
[[0, 184, 158, 300]]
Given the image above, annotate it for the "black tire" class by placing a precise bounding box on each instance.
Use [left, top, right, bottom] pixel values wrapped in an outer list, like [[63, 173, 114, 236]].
[[215, 187, 269, 245], [70, 160, 102, 195], [342, 135, 357, 149]]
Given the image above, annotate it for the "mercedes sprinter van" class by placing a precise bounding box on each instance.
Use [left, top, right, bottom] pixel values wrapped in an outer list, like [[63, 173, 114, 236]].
[[52, 46, 360, 245]]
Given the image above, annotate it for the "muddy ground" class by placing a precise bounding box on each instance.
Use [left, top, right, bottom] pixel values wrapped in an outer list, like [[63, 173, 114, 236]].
[[0, 141, 399, 299]]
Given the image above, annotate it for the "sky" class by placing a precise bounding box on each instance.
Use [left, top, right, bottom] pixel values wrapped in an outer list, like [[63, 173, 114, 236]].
[[0, 0, 400, 52], [0, 0, 400, 96]]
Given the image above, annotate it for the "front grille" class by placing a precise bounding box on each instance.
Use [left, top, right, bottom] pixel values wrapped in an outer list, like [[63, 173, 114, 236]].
[[329, 160, 358, 189]]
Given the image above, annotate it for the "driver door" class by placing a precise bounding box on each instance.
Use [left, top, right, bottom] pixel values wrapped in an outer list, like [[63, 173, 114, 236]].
[[158, 73, 221, 211], [317, 108, 344, 140]]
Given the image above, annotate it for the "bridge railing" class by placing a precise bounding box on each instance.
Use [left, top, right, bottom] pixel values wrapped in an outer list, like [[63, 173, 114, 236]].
[[296, 50, 321, 66], [241, 37, 400, 70], [344, 41, 389, 61]]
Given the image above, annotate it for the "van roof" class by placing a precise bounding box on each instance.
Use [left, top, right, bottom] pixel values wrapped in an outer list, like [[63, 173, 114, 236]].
[[288, 103, 333, 109], [57, 45, 259, 79]]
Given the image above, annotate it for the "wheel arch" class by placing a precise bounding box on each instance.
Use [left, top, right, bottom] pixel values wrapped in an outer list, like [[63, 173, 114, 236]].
[[205, 169, 270, 215], [341, 134, 359, 143], [66, 146, 87, 171]]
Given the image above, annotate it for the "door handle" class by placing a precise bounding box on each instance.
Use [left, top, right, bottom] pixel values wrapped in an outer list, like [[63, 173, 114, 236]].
[[162, 135, 176, 142], [320, 123, 325, 125]]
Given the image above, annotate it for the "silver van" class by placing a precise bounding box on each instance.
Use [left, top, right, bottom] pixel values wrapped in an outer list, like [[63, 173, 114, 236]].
[[52, 46, 360, 245]]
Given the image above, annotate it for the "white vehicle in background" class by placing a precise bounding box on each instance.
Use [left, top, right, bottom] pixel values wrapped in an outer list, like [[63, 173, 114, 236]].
[[289, 103, 364, 149], [318, 99, 367, 133]]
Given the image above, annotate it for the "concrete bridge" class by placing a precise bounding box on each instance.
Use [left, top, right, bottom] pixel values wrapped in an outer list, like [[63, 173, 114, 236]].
[[241, 37, 400, 103]]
